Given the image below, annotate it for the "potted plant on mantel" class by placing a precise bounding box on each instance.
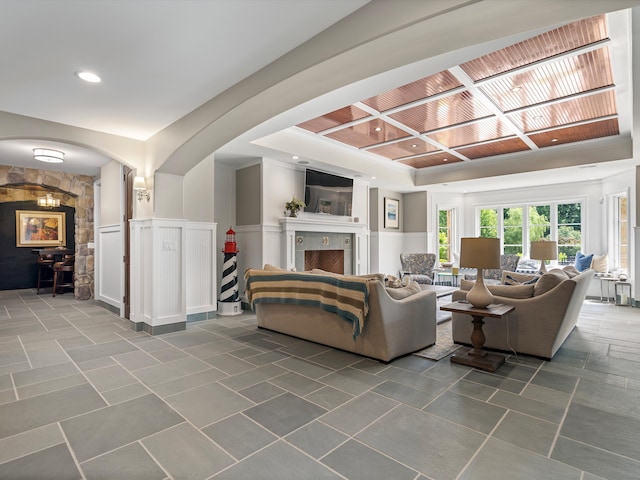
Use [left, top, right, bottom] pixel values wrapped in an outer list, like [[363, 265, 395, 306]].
[[285, 197, 305, 217]]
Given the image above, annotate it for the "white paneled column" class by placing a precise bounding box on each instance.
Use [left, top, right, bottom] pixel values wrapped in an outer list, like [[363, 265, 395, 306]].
[[130, 218, 188, 334]]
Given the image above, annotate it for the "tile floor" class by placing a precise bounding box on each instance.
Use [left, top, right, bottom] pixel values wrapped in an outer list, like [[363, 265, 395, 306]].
[[0, 289, 639, 479]]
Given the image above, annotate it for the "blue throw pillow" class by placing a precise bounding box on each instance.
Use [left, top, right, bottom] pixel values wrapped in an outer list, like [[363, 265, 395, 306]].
[[575, 252, 593, 272]]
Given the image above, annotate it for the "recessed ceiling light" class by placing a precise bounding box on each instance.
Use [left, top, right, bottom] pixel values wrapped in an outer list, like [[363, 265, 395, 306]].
[[75, 71, 101, 83], [371, 176, 376, 179], [411, 144, 418, 148], [292, 155, 299, 160], [511, 86, 522, 92], [443, 158, 448, 162], [374, 127, 382, 132], [551, 138, 558, 142]]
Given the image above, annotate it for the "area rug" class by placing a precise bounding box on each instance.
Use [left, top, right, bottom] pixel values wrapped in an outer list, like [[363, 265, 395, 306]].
[[412, 320, 463, 361]]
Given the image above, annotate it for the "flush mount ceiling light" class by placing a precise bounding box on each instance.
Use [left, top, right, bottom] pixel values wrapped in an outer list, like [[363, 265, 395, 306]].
[[75, 71, 101, 83], [33, 148, 64, 163]]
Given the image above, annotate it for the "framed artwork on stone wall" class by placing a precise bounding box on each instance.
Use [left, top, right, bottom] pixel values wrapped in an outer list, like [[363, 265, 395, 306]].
[[15, 210, 66, 247]]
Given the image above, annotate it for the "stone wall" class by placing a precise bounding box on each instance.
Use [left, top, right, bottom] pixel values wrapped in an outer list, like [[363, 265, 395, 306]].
[[0, 165, 95, 299]]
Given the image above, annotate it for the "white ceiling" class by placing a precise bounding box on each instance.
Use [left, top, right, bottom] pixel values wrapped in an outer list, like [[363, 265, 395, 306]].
[[0, 0, 638, 192], [0, 0, 367, 176]]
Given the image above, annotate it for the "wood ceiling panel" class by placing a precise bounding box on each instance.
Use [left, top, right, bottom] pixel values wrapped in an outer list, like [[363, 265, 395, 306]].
[[427, 117, 514, 148], [388, 91, 493, 133], [480, 48, 614, 111], [508, 90, 616, 132], [361, 71, 462, 112], [324, 119, 411, 148], [297, 106, 370, 133], [368, 138, 440, 160], [456, 138, 530, 159], [397, 153, 463, 168], [460, 15, 607, 81], [528, 118, 619, 147]]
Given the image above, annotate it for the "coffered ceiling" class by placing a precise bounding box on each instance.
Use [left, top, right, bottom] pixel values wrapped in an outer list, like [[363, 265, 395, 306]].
[[295, 15, 622, 172]]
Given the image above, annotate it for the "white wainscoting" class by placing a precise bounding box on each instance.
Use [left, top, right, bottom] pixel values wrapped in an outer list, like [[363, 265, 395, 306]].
[[370, 231, 406, 277], [130, 218, 187, 330], [186, 222, 217, 315], [96, 224, 123, 313]]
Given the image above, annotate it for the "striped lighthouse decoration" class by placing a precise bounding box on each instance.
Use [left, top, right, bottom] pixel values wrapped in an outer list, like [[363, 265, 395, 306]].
[[217, 227, 242, 315]]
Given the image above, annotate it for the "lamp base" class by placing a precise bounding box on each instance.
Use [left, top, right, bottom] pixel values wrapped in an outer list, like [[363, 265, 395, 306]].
[[466, 269, 493, 309]]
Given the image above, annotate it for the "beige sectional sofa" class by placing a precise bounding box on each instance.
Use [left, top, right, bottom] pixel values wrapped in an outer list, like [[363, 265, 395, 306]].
[[245, 268, 437, 362], [451, 267, 594, 359]]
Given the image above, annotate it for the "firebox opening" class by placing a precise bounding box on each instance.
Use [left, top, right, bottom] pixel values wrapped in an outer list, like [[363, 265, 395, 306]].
[[304, 249, 344, 274]]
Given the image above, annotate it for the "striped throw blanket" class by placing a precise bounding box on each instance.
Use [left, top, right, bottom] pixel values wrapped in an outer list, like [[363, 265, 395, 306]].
[[245, 269, 371, 338]]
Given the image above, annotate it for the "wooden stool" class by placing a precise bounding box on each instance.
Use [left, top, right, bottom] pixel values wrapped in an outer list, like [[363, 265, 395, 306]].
[[36, 253, 55, 294], [53, 255, 75, 297]]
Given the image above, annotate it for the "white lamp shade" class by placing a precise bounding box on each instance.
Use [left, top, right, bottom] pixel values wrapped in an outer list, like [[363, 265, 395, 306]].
[[133, 176, 146, 190], [459, 237, 500, 269], [530, 240, 558, 261]]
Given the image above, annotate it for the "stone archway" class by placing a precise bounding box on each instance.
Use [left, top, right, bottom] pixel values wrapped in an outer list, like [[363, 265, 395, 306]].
[[0, 165, 94, 299]]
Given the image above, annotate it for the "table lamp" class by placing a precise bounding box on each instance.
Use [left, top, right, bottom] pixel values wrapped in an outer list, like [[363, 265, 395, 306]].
[[460, 237, 501, 308], [530, 240, 557, 273]]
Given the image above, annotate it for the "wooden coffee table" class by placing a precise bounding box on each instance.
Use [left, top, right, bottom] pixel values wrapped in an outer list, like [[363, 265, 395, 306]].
[[439, 301, 515, 372]]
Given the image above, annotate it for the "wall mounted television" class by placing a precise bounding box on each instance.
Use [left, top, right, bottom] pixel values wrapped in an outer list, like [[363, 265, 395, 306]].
[[304, 168, 353, 216]]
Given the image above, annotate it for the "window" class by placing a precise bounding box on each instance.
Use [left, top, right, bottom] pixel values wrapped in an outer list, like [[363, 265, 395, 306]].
[[476, 201, 583, 260], [612, 193, 628, 271], [438, 208, 455, 262]]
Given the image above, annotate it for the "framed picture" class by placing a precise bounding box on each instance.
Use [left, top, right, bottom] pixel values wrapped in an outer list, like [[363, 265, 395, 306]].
[[15, 210, 66, 247], [384, 197, 399, 229]]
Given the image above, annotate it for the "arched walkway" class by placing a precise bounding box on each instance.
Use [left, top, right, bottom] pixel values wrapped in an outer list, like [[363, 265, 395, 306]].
[[0, 165, 94, 299]]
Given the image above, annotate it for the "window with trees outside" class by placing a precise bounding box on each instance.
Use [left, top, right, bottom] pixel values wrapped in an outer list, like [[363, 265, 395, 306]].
[[438, 208, 454, 262], [612, 193, 628, 271], [478, 202, 582, 262]]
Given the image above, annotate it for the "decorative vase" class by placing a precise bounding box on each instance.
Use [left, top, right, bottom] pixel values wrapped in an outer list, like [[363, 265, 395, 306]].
[[289, 210, 298, 218]]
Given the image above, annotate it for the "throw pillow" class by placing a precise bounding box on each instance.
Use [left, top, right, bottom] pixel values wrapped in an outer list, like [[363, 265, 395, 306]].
[[263, 264, 286, 271], [575, 252, 593, 272], [534, 270, 569, 296], [562, 265, 580, 278], [591, 254, 608, 273], [488, 284, 535, 299], [386, 281, 421, 300], [458, 279, 534, 298], [500, 270, 539, 285]]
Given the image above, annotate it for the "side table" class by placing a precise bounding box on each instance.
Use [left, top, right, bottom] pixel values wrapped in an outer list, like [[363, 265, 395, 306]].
[[440, 301, 515, 372]]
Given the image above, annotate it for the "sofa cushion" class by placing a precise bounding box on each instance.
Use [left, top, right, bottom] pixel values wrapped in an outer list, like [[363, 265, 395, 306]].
[[386, 281, 421, 300], [591, 254, 608, 273], [501, 270, 540, 285], [575, 252, 593, 272], [459, 279, 535, 298], [562, 265, 580, 278], [534, 269, 569, 296]]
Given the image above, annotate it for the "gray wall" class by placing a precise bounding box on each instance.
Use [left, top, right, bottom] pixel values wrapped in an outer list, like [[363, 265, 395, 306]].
[[403, 191, 427, 232], [236, 164, 261, 226], [370, 188, 404, 232]]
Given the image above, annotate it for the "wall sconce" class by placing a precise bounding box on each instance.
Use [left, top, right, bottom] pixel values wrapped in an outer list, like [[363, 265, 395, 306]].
[[133, 176, 150, 202], [37, 193, 60, 209]]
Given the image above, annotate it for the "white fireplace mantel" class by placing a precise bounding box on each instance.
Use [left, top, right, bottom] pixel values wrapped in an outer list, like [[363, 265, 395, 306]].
[[279, 215, 370, 274]]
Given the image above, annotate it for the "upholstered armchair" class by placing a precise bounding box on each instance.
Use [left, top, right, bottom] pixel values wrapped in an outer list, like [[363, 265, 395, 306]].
[[399, 253, 436, 285], [463, 254, 520, 285]]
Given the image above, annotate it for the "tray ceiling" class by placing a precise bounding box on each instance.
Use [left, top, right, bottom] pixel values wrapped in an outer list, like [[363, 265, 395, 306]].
[[296, 15, 620, 170]]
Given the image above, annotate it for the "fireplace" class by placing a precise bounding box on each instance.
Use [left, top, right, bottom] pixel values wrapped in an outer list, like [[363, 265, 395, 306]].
[[305, 249, 345, 274], [279, 216, 369, 275]]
